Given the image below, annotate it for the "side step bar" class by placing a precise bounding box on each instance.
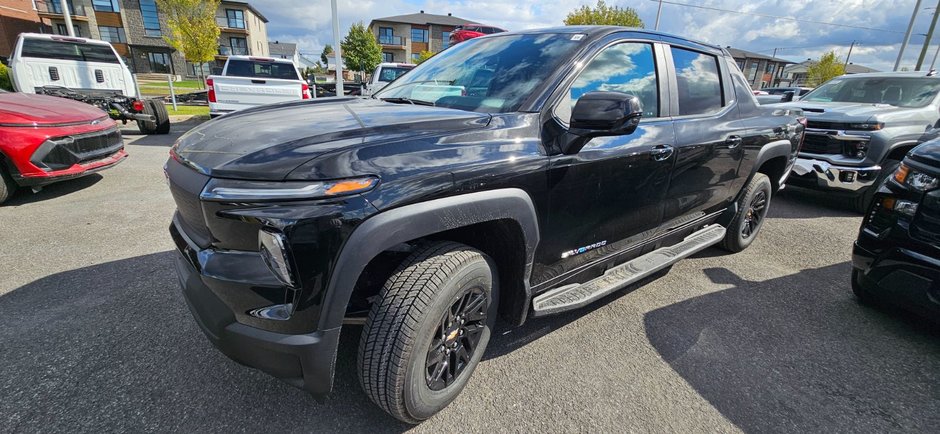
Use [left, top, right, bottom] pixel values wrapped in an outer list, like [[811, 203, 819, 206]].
[[531, 224, 726, 317]]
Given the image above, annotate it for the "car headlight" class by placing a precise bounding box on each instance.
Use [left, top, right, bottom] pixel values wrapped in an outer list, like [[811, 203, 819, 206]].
[[200, 176, 379, 202], [847, 122, 884, 131], [894, 163, 939, 191]]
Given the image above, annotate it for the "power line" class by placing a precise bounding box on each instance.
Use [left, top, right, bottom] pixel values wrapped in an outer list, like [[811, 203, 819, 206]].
[[651, 0, 906, 34]]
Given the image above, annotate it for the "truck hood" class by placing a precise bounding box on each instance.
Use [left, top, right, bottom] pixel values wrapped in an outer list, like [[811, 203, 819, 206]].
[[0, 92, 108, 125], [909, 140, 940, 170], [173, 97, 491, 180], [775, 100, 910, 122]]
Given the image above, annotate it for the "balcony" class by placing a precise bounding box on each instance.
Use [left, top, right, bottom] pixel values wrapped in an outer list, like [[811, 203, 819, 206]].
[[378, 35, 405, 48], [218, 46, 249, 56], [216, 17, 248, 32], [36, 0, 88, 19]]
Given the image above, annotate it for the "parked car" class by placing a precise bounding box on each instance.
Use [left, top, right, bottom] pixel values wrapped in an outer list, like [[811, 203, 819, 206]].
[[852, 140, 939, 321], [448, 24, 507, 45], [207, 55, 309, 118], [9, 33, 169, 135], [166, 26, 804, 423], [755, 86, 813, 105], [0, 90, 125, 204], [361, 62, 415, 97], [779, 72, 940, 212]]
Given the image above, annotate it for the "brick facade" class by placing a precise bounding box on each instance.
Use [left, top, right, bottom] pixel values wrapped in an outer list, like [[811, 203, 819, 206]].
[[0, 0, 43, 58]]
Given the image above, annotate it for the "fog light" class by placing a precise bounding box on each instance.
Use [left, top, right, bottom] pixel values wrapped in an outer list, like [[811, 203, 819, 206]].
[[259, 228, 296, 287], [894, 200, 919, 217], [842, 171, 857, 183]]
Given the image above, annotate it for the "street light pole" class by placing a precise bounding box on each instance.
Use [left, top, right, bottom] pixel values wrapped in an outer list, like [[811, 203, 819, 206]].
[[655, 0, 664, 30], [331, 0, 343, 96], [896, 0, 924, 71], [62, 0, 76, 36], [917, 0, 940, 71], [843, 41, 856, 69]]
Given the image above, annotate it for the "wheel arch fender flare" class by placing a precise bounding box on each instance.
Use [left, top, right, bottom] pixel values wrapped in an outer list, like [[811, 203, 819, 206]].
[[317, 188, 541, 332], [751, 138, 794, 185]]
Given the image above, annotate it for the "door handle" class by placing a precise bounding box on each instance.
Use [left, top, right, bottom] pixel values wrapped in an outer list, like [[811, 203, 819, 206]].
[[726, 135, 743, 149], [251, 79, 267, 84], [650, 144, 674, 162]]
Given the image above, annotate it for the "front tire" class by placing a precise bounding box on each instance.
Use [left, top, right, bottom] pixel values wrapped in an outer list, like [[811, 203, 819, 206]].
[[721, 173, 772, 253], [0, 165, 17, 205], [358, 241, 498, 424]]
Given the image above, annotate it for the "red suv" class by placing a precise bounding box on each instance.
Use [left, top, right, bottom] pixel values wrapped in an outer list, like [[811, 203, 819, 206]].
[[448, 24, 507, 45], [0, 91, 126, 204]]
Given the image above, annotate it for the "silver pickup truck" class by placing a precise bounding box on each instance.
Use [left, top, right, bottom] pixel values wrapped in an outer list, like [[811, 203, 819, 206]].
[[778, 72, 940, 211]]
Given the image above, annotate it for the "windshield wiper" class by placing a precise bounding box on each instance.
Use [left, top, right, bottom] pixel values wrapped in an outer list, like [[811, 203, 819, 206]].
[[380, 97, 436, 106]]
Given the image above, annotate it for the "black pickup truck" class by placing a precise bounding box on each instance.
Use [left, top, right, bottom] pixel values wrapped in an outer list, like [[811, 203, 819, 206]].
[[166, 27, 805, 423]]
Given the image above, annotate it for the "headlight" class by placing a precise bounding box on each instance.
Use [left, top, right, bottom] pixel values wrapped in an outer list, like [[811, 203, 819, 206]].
[[894, 163, 939, 191], [847, 122, 884, 131], [200, 176, 379, 202]]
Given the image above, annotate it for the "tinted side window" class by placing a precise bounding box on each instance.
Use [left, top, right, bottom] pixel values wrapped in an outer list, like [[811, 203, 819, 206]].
[[557, 42, 659, 121], [671, 46, 723, 116]]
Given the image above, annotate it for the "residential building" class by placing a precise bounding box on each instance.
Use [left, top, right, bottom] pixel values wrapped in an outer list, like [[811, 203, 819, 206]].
[[268, 40, 297, 65], [23, 0, 268, 77], [0, 0, 43, 60], [781, 60, 879, 87], [368, 11, 476, 64], [726, 47, 794, 89]]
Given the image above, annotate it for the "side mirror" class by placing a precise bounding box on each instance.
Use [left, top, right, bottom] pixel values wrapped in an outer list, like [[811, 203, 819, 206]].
[[562, 91, 643, 154], [781, 91, 796, 102]]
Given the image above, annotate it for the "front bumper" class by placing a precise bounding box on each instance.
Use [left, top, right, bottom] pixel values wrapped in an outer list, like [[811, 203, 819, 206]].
[[171, 220, 341, 398], [787, 157, 881, 194], [13, 149, 128, 187], [853, 239, 940, 317]]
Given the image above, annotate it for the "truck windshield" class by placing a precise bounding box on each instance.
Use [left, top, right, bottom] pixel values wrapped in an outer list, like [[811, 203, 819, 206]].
[[377, 67, 412, 82], [21, 39, 119, 63], [375, 33, 583, 113], [802, 77, 940, 107], [225, 60, 299, 80]]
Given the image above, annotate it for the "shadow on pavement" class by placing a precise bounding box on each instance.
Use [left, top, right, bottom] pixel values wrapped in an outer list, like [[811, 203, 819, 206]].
[[644, 264, 940, 433], [772, 188, 862, 218], [121, 118, 205, 147], [0, 252, 410, 432], [1, 174, 103, 207]]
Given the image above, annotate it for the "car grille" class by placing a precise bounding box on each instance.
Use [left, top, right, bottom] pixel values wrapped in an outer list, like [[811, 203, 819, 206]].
[[801, 133, 844, 155], [166, 158, 213, 248], [32, 127, 123, 170], [912, 192, 940, 244], [806, 121, 851, 130]]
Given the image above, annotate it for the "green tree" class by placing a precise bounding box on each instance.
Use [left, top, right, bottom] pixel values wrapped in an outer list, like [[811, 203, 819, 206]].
[[564, 0, 644, 27], [806, 51, 846, 87], [341, 22, 382, 79], [156, 0, 220, 86], [0, 64, 12, 91], [415, 50, 434, 64], [321, 44, 333, 69]]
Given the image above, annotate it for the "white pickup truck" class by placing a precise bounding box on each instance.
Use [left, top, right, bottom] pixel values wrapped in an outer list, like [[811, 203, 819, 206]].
[[361, 62, 415, 97], [207, 55, 309, 118]]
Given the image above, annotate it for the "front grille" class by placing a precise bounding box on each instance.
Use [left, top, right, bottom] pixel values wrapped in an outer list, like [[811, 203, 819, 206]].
[[806, 121, 851, 130], [912, 193, 940, 243], [166, 158, 213, 248], [801, 133, 844, 155], [32, 127, 123, 170]]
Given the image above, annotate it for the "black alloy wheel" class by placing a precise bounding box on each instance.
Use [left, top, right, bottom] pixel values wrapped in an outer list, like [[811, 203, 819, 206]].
[[425, 287, 488, 391], [741, 190, 768, 239]]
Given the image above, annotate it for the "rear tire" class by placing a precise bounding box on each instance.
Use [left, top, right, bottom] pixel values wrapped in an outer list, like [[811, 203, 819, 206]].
[[0, 165, 16, 205], [358, 241, 498, 424], [854, 159, 899, 213], [721, 173, 772, 253], [136, 99, 170, 135]]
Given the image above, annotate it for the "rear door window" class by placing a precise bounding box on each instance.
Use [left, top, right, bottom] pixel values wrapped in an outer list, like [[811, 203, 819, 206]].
[[21, 39, 119, 63], [225, 60, 299, 80], [670, 46, 724, 116]]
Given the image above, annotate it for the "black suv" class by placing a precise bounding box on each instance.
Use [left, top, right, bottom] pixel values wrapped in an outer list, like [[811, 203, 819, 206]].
[[853, 140, 940, 320], [167, 27, 804, 423]]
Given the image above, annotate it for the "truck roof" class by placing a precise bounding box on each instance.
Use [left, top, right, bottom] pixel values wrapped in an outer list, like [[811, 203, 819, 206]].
[[225, 55, 295, 64], [508, 26, 725, 51], [378, 62, 416, 68], [17, 32, 113, 47]]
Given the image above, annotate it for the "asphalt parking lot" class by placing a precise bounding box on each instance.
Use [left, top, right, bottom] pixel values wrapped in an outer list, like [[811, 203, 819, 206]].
[[1, 121, 938, 433]]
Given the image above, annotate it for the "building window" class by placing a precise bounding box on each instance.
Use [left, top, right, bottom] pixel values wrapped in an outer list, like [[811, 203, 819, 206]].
[[411, 53, 421, 62], [230, 37, 248, 55], [411, 28, 428, 43], [139, 0, 161, 37], [378, 27, 395, 44], [98, 26, 126, 43], [56, 23, 82, 37], [441, 31, 451, 49], [226, 9, 245, 29], [92, 0, 119, 12], [382, 52, 393, 62], [148, 51, 170, 73]]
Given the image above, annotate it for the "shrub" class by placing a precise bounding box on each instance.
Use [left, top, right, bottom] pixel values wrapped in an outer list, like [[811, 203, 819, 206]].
[[0, 64, 12, 91]]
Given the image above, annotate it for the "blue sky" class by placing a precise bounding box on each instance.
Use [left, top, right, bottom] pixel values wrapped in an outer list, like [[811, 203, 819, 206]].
[[251, 0, 940, 72]]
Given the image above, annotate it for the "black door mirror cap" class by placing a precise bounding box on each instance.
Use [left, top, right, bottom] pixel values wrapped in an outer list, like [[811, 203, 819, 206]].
[[563, 91, 643, 154]]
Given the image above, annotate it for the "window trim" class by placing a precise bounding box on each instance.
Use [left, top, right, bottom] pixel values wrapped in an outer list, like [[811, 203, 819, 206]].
[[663, 43, 735, 120], [548, 38, 668, 128]]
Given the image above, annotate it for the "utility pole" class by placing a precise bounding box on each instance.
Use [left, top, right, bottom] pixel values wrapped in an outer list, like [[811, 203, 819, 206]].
[[655, 0, 664, 30], [930, 41, 940, 70], [61, 0, 76, 37], [896, 0, 923, 71], [917, 0, 940, 71], [331, 0, 343, 96], [843, 41, 856, 69]]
